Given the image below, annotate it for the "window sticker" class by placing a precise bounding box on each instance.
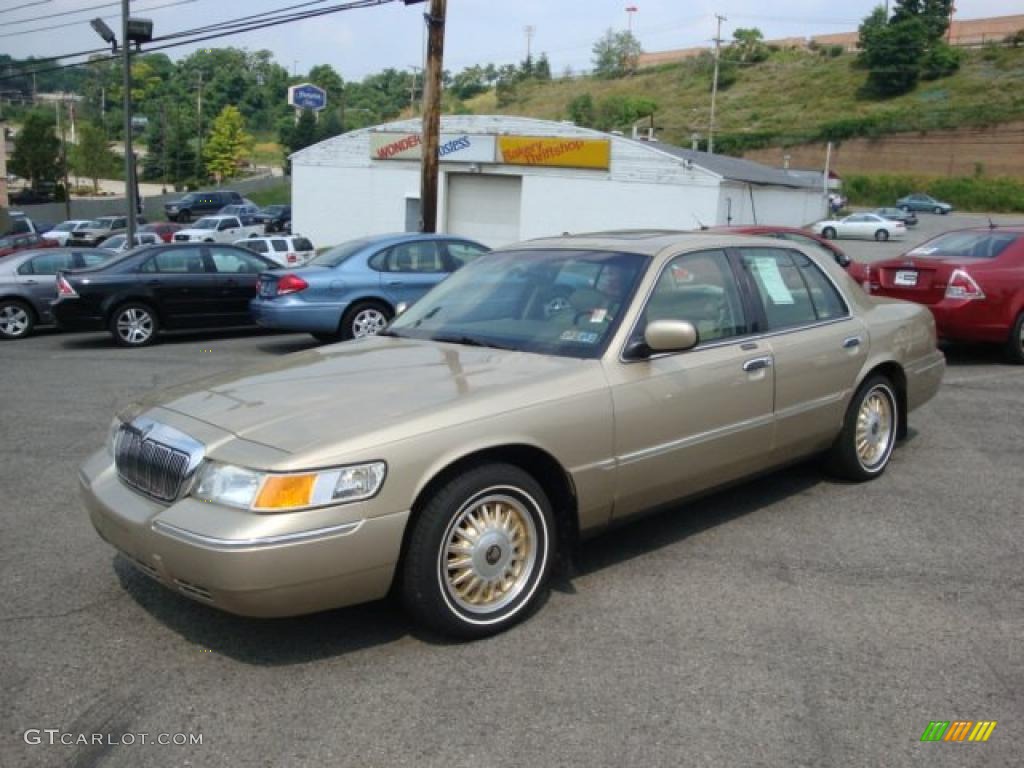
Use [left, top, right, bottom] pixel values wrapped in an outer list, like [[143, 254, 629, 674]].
[[560, 330, 600, 344], [753, 257, 795, 305], [590, 308, 608, 323]]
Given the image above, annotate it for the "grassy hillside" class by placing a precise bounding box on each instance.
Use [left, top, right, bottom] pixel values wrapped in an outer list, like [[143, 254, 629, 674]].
[[462, 46, 1024, 154]]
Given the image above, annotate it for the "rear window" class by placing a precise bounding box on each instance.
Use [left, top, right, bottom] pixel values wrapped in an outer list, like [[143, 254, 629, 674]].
[[293, 237, 313, 251], [311, 237, 376, 267], [908, 232, 1019, 260]]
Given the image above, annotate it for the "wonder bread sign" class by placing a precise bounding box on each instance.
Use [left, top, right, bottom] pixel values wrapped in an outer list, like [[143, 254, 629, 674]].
[[370, 132, 611, 170]]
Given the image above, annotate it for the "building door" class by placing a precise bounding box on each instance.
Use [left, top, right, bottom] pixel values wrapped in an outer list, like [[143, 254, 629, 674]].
[[445, 173, 522, 247]]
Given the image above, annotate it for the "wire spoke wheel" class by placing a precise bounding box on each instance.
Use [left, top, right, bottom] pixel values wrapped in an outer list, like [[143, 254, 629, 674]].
[[855, 387, 894, 470], [440, 493, 538, 615]]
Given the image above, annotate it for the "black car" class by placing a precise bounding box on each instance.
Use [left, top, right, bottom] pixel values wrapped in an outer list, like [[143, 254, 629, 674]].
[[259, 204, 291, 233], [53, 243, 280, 347], [874, 207, 919, 227], [163, 190, 243, 223]]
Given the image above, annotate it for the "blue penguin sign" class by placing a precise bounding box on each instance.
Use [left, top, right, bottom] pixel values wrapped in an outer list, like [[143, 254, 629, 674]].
[[287, 83, 327, 111]]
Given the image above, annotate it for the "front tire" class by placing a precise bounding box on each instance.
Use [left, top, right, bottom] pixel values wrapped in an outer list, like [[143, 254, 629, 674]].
[[874, 229, 889, 242], [340, 300, 391, 340], [934, 206, 944, 214], [822, 226, 837, 240], [402, 463, 556, 638], [0, 299, 35, 340], [1005, 312, 1024, 365], [826, 375, 899, 481], [109, 303, 159, 347]]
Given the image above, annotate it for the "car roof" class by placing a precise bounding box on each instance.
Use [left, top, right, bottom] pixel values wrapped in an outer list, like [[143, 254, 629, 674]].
[[516, 230, 789, 257]]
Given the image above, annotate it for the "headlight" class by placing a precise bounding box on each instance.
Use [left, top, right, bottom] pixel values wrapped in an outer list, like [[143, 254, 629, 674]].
[[192, 461, 386, 512]]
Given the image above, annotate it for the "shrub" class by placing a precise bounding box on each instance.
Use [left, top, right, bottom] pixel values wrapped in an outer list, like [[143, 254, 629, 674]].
[[921, 43, 962, 80]]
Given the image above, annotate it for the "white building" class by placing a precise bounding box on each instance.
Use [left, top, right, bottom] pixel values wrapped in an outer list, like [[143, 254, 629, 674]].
[[291, 115, 827, 249]]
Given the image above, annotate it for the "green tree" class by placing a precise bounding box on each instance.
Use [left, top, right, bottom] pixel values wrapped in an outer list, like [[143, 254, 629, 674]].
[[203, 105, 253, 182], [592, 29, 643, 78], [534, 53, 552, 81], [9, 110, 60, 190], [308, 64, 344, 109], [279, 109, 319, 173], [567, 93, 596, 127], [728, 28, 769, 63], [70, 121, 118, 193], [859, 0, 956, 96]]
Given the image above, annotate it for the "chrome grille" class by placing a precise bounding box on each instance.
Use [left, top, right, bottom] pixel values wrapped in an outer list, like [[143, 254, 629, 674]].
[[114, 424, 192, 502]]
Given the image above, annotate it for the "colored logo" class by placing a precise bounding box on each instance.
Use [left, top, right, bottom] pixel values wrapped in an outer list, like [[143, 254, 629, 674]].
[[287, 83, 327, 111], [920, 721, 997, 742], [497, 136, 611, 170]]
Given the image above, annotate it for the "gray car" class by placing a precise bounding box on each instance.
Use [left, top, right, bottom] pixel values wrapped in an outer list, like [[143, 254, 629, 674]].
[[0, 247, 116, 339]]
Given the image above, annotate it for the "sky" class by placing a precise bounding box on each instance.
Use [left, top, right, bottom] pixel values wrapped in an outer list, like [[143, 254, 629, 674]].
[[2, 0, 1022, 81]]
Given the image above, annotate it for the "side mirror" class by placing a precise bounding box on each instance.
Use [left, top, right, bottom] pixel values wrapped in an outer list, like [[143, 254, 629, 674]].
[[644, 319, 699, 354], [395, 302, 408, 316]]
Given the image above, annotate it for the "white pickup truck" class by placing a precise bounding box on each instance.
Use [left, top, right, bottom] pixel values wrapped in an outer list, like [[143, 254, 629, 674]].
[[172, 215, 263, 244]]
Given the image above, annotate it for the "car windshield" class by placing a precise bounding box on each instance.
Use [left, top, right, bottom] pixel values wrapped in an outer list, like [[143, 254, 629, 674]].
[[386, 249, 648, 359], [83, 220, 103, 228], [310, 237, 379, 267], [192, 218, 218, 230], [104, 235, 126, 248], [264, 205, 286, 214], [54, 222, 78, 232], [908, 231, 1019, 260]]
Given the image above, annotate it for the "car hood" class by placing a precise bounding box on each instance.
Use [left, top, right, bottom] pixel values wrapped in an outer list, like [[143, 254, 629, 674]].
[[175, 228, 214, 237], [128, 335, 602, 459]]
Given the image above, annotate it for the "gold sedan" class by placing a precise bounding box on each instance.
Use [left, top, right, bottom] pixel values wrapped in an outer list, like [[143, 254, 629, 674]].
[[80, 232, 945, 637]]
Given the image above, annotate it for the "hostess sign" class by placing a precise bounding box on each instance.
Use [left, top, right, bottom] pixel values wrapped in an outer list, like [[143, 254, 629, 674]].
[[370, 132, 611, 170], [497, 137, 610, 169], [370, 132, 496, 163], [288, 83, 327, 111]]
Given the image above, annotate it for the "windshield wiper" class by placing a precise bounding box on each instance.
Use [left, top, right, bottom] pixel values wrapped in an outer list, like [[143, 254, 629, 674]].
[[431, 334, 513, 350]]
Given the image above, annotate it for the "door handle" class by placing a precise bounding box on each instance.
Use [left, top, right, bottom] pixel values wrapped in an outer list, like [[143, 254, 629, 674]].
[[146, 279, 160, 286], [742, 356, 773, 372], [387, 280, 404, 287], [24, 279, 38, 285], [842, 336, 863, 349]]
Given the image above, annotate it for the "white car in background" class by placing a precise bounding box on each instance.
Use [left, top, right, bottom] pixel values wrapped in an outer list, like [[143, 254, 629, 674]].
[[42, 220, 94, 246], [235, 234, 315, 267], [811, 213, 906, 242], [172, 215, 264, 244], [97, 232, 162, 252]]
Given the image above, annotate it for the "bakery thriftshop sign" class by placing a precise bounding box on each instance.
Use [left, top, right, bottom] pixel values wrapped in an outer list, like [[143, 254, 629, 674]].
[[370, 132, 611, 171]]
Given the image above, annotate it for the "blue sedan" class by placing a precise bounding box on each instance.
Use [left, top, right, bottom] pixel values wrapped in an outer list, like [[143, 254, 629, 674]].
[[250, 233, 490, 341]]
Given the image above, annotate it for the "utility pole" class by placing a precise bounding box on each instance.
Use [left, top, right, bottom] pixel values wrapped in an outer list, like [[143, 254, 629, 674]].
[[524, 25, 535, 61], [419, 0, 446, 233], [121, 0, 136, 243], [408, 65, 422, 112], [947, 2, 956, 44], [626, 5, 638, 34], [708, 13, 726, 155], [196, 71, 203, 182], [58, 100, 71, 220]]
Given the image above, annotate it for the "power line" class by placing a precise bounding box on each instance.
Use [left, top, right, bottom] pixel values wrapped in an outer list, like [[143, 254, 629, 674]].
[[0, 0, 52, 16], [0, 0, 396, 84], [2, 0, 122, 27], [0, 0, 198, 40]]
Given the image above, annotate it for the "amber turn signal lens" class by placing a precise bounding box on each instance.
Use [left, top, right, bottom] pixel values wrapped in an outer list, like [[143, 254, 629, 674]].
[[254, 474, 316, 510]]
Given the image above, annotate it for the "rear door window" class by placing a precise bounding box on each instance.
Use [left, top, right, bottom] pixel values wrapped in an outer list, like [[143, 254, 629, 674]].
[[143, 248, 207, 273], [293, 237, 313, 252], [209, 247, 267, 274], [271, 239, 289, 253], [739, 248, 820, 330]]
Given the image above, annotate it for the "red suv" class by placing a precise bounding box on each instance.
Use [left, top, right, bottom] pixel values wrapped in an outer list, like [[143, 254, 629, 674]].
[[848, 227, 1024, 363]]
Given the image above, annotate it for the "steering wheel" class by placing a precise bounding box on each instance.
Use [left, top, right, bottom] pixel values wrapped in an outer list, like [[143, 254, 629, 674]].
[[543, 295, 573, 319]]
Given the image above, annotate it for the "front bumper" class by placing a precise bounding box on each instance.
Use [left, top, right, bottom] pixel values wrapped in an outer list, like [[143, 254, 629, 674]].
[[80, 449, 408, 617]]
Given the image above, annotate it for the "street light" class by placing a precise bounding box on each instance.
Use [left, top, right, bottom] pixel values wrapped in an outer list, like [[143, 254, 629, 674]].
[[89, 5, 152, 243]]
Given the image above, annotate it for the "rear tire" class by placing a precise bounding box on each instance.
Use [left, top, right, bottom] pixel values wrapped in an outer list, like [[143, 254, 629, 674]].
[[340, 300, 391, 340], [109, 303, 159, 347], [0, 299, 35, 340], [401, 462, 556, 639], [874, 229, 889, 242], [1005, 312, 1024, 365], [825, 375, 899, 482], [822, 227, 837, 240]]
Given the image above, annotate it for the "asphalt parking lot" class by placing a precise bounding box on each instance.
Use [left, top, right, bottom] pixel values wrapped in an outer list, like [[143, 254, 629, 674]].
[[2, 215, 1023, 767]]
